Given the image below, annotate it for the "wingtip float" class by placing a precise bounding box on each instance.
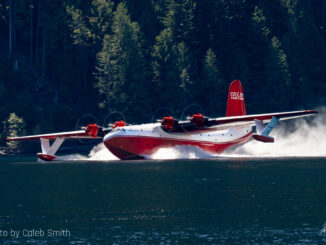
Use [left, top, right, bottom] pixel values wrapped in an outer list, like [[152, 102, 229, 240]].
[[6, 80, 318, 161]]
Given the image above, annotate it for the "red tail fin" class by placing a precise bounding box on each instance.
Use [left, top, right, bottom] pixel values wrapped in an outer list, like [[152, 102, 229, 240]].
[[226, 80, 246, 117]]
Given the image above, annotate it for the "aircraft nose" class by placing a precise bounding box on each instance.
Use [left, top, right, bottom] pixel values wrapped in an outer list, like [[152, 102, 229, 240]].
[[103, 129, 124, 142]]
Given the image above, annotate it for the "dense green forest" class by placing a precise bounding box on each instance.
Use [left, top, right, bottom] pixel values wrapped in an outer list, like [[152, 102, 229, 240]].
[[0, 0, 326, 150]]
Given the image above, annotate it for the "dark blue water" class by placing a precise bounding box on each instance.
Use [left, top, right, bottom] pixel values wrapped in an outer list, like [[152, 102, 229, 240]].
[[0, 156, 326, 244]]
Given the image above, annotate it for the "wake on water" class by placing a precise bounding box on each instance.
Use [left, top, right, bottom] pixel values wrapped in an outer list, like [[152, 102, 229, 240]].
[[59, 143, 119, 161], [61, 108, 326, 161]]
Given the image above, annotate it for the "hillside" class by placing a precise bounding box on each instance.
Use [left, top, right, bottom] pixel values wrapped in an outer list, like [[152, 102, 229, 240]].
[[0, 0, 325, 148]]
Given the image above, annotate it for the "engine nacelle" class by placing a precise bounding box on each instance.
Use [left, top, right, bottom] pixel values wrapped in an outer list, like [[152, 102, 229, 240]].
[[190, 113, 205, 128], [161, 116, 176, 130], [85, 124, 99, 137], [113, 120, 126, 128]]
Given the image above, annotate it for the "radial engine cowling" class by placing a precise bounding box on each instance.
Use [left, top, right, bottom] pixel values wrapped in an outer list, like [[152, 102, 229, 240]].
[[85, 124, 99, 137], [161, 116, 177, 130], [190, 113, 205, 128], [113, 120, 126, 128]]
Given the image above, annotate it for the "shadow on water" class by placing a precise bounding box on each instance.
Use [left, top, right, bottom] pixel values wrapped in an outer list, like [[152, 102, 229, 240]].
[[0, 156, 326, 244]]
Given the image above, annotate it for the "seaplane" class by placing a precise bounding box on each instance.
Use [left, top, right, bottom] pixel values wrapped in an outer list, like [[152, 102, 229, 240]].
[[7, 80, 317, 161]]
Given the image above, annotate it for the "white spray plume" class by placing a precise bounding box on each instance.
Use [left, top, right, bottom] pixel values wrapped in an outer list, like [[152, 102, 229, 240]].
[[149, 145, 216, 160], [88, 142, 119, 160], [59, 154, 88, 161], [225, 107, 326, 157], [58, 143, 118, 161]]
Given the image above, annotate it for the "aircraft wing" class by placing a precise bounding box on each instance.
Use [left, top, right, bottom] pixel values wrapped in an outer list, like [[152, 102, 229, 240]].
[[163, 109, 318, 132], [206, 110, 318, 129], [6, 124, 105, 141], [6, 123, 109, 161], [7, 130, 97, 141]]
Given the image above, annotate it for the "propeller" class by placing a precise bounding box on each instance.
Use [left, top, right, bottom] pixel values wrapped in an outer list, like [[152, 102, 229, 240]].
[[102, 111, 127, 129], [74, 111, 129, 143], [151, 106, 175, 123], [75, 114, 100, 144], [180, 104, 205, 133]]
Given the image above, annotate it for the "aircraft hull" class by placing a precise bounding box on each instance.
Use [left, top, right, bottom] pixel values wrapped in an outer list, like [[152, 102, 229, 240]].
[[103, 124, 252, 160]]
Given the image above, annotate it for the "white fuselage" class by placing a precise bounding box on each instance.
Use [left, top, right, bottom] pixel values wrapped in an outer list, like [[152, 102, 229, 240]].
[[103, 123, 252, 160]]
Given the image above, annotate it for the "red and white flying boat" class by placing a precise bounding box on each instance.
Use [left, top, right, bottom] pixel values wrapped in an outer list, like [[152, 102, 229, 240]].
[[7, 80, 317, 161]]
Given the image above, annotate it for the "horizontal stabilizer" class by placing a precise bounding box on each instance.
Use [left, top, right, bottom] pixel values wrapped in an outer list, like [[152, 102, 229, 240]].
[[252, 134, 274, 143]]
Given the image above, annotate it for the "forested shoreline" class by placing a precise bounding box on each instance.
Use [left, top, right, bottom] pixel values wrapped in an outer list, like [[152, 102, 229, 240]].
[[0, 0, 326, 152]]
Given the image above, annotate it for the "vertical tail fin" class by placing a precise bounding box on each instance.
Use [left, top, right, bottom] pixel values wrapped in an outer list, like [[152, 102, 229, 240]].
[[226, 80, 246, 117]]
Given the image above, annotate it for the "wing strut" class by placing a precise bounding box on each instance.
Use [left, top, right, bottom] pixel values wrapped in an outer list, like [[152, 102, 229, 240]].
[[37, 138, 65, 161]]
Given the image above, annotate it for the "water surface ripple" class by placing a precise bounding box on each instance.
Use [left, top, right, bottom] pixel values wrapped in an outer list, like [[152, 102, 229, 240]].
[[0, 156, 325, 244]]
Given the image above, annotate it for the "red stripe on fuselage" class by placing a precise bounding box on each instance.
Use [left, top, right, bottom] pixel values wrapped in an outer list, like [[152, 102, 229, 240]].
[[104, 131, 252, 160]]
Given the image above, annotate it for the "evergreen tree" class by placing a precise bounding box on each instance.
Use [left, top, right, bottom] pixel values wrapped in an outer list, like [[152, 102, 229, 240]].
[[95, 2, 149, 122], [95, 34, 111, 108], [151, 28, 180, 110], [66, 5, 91, 46], [151, 28, 195, 112], [252, 6, 270, 40], [252, 6, 292, 110], [88, 0, 114, 49], [123, 0, 161, 46], [280, 0, 326, 106], [3, 113, 25, 152], [176, 42, 193, 104], [267, 36, 292, 109], [201, 48, 225, 115], [163, 0, 197, 47]]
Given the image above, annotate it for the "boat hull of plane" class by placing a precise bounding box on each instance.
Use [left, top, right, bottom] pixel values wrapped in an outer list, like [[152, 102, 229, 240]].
[[103, 125, 252, 160]]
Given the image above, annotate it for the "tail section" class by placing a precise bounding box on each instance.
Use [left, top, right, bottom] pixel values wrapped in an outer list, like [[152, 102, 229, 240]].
[[226, 80, 246, 117]]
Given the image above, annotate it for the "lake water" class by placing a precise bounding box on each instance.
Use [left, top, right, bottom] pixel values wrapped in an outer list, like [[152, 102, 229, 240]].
[[0, 156, 326, 244]]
